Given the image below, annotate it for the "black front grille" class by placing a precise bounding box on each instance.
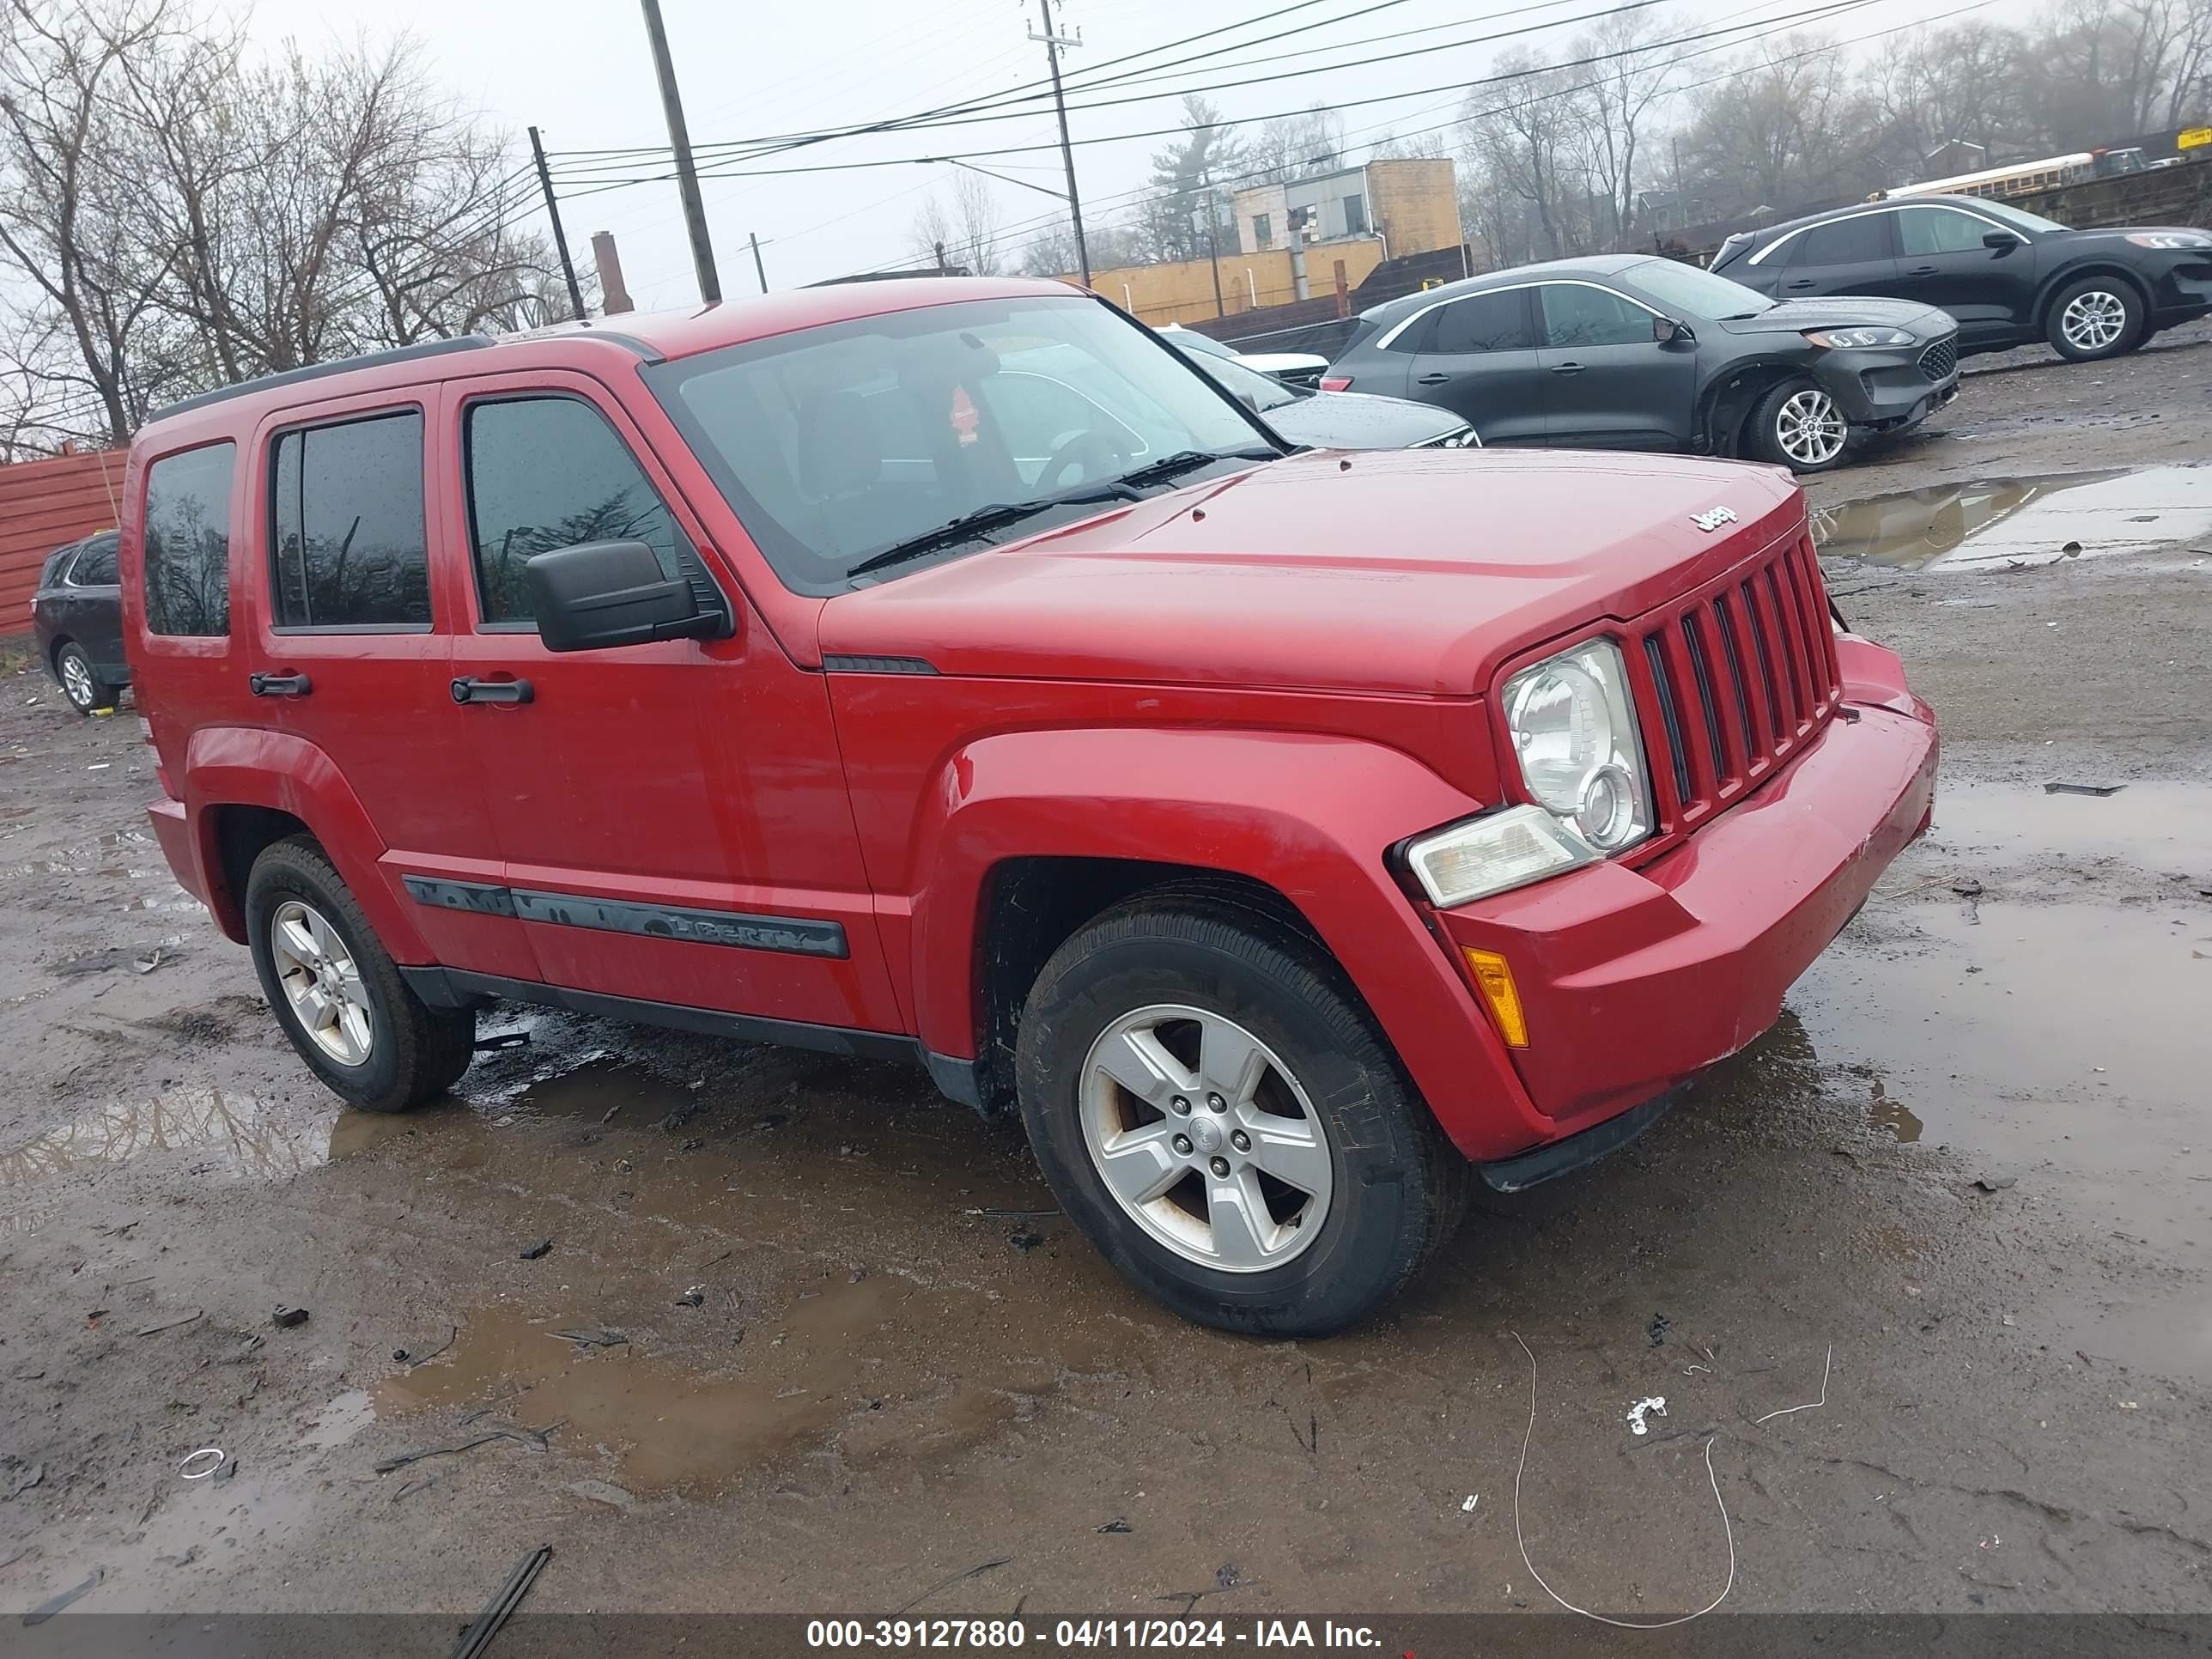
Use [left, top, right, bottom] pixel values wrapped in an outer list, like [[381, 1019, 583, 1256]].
[[1631, 534, 1841, 835], [1918, 336, 1958, 382]]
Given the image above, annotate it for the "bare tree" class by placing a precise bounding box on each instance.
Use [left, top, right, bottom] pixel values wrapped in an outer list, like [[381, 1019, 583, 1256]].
[[1568, 10, 1686, 248], [1459, 51, 1586, 258], [1245, 106, 1346, 183], [2, 8, 566, 444], [0, 0, 183, 445], [907, 169, 1005, 275]]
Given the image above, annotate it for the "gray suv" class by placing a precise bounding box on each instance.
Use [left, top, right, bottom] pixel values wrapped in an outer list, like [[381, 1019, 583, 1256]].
[[1325, 254, 1961, 473]]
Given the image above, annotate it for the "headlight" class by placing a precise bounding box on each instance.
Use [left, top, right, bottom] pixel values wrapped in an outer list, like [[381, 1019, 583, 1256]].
[[1802, 326, 1916, 349], [1403, 640, 1654, 908], [1504, 639, 1653, 854], [2126, 231, 2210, 250]]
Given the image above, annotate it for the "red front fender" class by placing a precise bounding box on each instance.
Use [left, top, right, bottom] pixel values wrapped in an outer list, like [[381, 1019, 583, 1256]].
[[902, 727, 1553, 1160]]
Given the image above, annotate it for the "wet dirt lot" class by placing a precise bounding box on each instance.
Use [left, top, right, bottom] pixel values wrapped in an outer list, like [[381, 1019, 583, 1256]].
[[2, 323, 2209, 1630]]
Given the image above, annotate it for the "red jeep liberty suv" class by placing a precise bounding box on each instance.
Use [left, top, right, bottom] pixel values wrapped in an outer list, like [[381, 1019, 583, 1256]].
[[124, 279, 1937, 1335]]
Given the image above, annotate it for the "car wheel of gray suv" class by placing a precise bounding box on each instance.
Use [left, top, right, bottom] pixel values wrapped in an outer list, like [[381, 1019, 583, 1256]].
[[1748, 378, 1850, 473], [1014, 884, 1469, 1336], [55, 642, 113, 714], [245, 836, 477, 1112], [2046, 277, 2142, 362]]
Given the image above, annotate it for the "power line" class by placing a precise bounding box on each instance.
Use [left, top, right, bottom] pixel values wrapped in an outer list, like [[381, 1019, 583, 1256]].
[[816, 0, 1989, 282], [548, 0, 1890, 191]]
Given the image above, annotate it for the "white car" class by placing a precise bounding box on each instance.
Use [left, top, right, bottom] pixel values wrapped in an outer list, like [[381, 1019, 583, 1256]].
[[1157, 324, 1329, 390]]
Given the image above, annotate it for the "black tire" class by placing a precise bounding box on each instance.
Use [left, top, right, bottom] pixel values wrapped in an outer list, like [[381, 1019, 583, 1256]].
[[1014, 886, 1470, 1337], [244, 836, 475, 1111], [1746, 377, 1850, 474], [2045, 276, 2143, 362], [54, 641, 115, 714]]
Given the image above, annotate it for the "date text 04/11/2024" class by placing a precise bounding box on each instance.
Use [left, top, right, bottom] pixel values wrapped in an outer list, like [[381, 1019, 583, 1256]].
[[804, 1620, 1386, 1650]]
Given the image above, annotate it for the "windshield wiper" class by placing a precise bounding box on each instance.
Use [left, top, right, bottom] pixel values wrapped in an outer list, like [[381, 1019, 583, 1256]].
[[1113, 447, 1276, 489], [844, 484, 1137, 581]]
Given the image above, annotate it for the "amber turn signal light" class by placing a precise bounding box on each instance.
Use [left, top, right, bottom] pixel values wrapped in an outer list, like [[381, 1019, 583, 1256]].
[[1462, 947, 1528, 1048]]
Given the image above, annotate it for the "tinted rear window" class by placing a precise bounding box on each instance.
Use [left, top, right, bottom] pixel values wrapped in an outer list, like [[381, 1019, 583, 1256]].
[[71, 537, 118, 585], [270, 411, 430, 628], [1431, 290, 1534, 353], [1790, 215, 1890, 266], [143, 443, 235, 637]]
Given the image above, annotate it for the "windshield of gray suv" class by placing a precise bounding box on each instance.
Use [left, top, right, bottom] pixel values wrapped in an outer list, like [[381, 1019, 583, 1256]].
[[1624, 258, 1778, 321], [644, 295, 1276, 592]]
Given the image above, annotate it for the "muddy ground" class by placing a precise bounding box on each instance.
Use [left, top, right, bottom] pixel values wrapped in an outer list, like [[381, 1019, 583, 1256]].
[[2, 322, 2209, 1634]]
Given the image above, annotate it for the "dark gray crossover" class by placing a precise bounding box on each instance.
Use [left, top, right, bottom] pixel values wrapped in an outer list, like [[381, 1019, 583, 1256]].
[[1711, 195, 2212, 362], [1325, 254, 1960, 473], [31, 530, 127, 714]]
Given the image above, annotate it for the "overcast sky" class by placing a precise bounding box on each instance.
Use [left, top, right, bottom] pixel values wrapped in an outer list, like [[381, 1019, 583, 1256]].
[[247, 0, 1936, 309]]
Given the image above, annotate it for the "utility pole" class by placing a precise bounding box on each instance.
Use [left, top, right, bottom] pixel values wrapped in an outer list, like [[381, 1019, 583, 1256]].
[[750, 232, 768, 294], [529, 125, 587, 320], [1201, 173, 1224, 317], [1030, 0, 1090, 285], [639, 0, 721, 302]]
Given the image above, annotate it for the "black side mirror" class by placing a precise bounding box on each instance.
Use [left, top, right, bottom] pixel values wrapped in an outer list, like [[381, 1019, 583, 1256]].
[[1983, 229, 2024, 251], [524, 540, 724, 653], [1654, 315, 1695, 344]]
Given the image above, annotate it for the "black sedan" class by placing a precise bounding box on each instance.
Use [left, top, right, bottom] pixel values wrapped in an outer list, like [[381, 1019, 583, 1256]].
[[30, 529, 127, 714], [1326, 254, 1960, 472], [1172, 343, 1478, 450], [1710, 194, 2212, 362]]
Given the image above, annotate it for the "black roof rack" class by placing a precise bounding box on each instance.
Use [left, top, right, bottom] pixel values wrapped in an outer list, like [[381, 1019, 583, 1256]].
[[144, 335, 498, 424]]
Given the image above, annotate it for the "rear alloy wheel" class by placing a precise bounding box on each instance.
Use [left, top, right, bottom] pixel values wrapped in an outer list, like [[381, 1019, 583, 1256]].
[[55, 642, 112, 714], [2047, 278, 2142, 362], [1750, 379, 1850, 473], [1016, 886, 1469, 1336], [246, 836, 477, 1112]]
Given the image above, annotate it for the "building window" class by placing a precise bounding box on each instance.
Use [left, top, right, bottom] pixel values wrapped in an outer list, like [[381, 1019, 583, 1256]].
[[1252, 212, 1273, 248], [1343, 192, 1368, 235]]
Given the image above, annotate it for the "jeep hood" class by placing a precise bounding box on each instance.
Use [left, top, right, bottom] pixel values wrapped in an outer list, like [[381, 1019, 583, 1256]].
[[817, 449, 1805, 696], [1717, 296, 1951, 336]]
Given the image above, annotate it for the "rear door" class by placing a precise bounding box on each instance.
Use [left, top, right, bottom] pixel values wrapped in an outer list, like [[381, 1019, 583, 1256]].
[[1887, 205, 2033, 339], [248, 390, 535, 980], [1532, 282, 1696, 451], [437, 370, 902, 1037], [1401, 288, 1547, 444], [1767, 211, 1899, 299], [133, 439, 262, 811]]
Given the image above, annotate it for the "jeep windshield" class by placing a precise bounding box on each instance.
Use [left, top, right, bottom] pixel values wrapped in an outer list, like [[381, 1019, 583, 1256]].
[[644, 294, 1281, 592]]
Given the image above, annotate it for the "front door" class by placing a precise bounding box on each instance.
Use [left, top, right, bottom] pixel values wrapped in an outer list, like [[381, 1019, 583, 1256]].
[[1403, 288, 1547, 444], [434, 371, 902, 1037], [1533, 283, 1698, 451], [1883, 206, 2032, 340], [246, 390, 536, 981]]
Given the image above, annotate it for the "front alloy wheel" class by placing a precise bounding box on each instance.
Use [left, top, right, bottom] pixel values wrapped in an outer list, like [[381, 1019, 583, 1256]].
[[2047, 280, 2140, 362], [1081, 1004, 1334, 1271], [1014, 886, 1471, 1336], [1774, 387, 1847, 468]]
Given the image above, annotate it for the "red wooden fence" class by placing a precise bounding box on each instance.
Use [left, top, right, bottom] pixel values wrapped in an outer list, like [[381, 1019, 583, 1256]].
[[1, 448, 128, 638]]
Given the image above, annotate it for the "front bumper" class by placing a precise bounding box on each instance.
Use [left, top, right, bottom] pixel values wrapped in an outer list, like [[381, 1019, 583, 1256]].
[[1821, 340, 1960, 432], [1434, 687, 1937, 1135]]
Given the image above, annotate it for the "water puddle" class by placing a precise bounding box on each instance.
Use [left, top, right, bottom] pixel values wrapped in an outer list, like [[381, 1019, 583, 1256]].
[[1814, 466, 2212, 569], [0, 1086, 332, 1202], [1927, 779, 2212, 878], [368, 1275, 1088, 1492]]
